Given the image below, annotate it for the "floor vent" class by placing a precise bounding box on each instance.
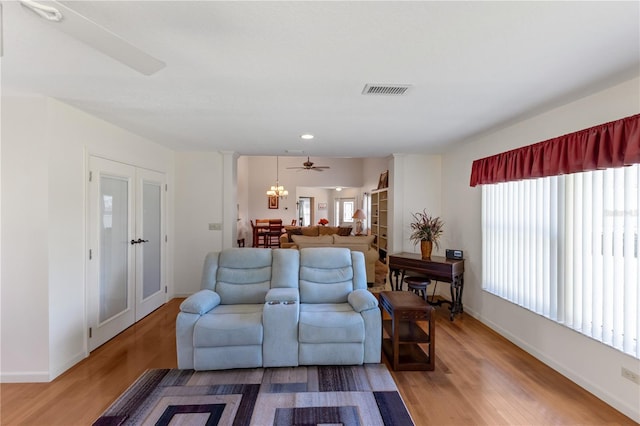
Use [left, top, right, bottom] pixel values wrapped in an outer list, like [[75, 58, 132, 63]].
[[362, 84, 412, 96]]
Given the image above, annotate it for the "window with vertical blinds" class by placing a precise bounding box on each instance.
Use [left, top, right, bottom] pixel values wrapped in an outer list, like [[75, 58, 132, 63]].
[[482, 164, 639, 358]]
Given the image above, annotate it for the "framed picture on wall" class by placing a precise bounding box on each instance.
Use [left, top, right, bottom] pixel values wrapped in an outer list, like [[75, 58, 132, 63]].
[[377, 170, 389, 189], [318, 202, 327, 209], [268, 196, 279, 209]]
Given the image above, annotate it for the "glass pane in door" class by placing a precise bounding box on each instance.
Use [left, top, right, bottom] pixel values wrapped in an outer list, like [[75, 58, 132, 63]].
[[142, 182, 161, 299], [99, 176, 129, 323], [299, 197, 311, 226]]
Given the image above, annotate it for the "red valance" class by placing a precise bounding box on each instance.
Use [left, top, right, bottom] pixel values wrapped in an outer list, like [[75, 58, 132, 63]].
[[469, 113, 640, 187]]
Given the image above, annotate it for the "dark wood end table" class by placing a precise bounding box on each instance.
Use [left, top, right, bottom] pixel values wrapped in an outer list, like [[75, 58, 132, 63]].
[[379, 290, 435, 371]]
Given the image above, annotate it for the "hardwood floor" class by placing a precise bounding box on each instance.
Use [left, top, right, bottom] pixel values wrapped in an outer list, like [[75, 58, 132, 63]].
[[0, 298, 635, 425]]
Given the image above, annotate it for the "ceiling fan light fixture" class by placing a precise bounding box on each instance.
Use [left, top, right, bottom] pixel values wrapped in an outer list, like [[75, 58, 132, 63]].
[[19, 0, 165, 76], [300, 134, 314, 140], [286, 156, 330, 172], [20, 0, 63, 22]]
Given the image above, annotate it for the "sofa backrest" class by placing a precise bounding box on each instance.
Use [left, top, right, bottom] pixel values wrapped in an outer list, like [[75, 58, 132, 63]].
[[332, 235, 374, 253], [200, 248, 299, 304], [271, 249, 300, 288], [298, 247, 367, 304], [284, 225, 352, 242], [290, 234, 374, 255], [291, 234, 333, 248]]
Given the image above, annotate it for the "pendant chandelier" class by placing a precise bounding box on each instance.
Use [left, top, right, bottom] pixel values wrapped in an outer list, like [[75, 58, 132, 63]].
[[266, 156, 288, 198]]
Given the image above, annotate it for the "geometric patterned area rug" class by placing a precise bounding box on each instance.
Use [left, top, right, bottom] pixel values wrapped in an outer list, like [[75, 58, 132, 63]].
[[93, 364, 414, 425]]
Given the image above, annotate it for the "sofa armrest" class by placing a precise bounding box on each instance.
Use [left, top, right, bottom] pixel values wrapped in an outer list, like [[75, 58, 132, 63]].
[[348, 289, 378, 313], [266, 287, 299, 303], [180, 289, 221, 315]]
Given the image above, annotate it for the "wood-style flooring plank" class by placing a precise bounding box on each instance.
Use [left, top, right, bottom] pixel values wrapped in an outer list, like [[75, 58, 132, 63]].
[[0, 298, 180, 425], [386, 302, 635, 425], [1, 297, 635, 425]]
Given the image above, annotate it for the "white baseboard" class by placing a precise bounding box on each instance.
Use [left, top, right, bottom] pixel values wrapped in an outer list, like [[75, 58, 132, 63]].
[[1, 371, 51, 383], [1, 350, 86, 383], [50, 351, 87, 381], [464, 306, 640, 424]]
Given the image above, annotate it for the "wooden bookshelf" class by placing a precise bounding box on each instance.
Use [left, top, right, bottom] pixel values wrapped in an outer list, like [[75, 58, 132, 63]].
[[371, 188, 388, 260]]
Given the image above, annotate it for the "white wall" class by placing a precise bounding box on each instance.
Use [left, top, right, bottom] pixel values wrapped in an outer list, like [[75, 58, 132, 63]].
[[1, 97, 50, 381], [390, 154, 442, 255], [236, 155, 250, 243], [1, 96, 175, 382], [296, 187, 332, 226], [362, 157, 390, 194], [440, 76, 640, 422], [173, 152, 224, 296]]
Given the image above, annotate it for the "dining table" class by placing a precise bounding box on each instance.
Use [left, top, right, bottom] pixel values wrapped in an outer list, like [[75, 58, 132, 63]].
[[252, 219, 284, 247]]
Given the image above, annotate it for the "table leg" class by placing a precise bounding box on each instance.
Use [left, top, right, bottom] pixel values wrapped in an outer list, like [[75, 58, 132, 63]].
[[449, 273, 464, 321], [389, 268, 400, 290], [426, 281, 460, 321], [392, 312, 399, 370]]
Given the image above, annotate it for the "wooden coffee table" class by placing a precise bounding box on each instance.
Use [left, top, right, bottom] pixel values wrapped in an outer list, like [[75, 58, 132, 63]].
[[379, 291, 435, 371]]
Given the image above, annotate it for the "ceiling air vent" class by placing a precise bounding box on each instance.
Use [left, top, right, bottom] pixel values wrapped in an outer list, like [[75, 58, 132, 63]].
[[362, 84, 412, 96]]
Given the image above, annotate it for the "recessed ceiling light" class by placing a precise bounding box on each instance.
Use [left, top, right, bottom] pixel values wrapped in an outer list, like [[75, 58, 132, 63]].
[[336, 187, 342, 192], [300, 134, 314, 140]]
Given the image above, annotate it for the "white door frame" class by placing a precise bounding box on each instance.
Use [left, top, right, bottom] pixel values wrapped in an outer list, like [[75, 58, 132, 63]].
[[86, 155, 166, 351]]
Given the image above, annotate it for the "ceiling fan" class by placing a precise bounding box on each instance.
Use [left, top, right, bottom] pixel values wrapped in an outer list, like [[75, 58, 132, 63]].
[[287, 157, 331, 172], [15, 0, 165, 75]]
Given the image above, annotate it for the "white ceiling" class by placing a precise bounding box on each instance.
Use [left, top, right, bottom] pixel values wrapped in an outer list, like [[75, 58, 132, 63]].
[[2, 1, 639, 157]]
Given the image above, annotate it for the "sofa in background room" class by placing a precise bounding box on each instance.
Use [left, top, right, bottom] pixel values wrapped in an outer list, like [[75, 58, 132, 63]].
[[279, 226, 379, 285]]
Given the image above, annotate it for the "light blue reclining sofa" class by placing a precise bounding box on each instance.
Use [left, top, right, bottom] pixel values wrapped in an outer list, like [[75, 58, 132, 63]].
[[176, 247, 381, 370]]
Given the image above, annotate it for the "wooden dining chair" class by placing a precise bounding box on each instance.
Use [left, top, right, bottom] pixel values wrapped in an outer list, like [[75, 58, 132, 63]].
[[291, 219, 297, 226], [251, 219, 268, 247], [267, 219, 283, 247]]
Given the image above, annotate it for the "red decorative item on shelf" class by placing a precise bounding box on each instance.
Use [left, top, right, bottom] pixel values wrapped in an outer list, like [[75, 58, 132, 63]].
[[318, 218, 329, 226]]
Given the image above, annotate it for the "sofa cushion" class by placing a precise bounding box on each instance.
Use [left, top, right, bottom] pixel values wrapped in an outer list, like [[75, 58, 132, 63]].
[[299, 247, 354, 303], [332, 235, 374, 252], [215, 249, 272, 304], [337, 226, 353, 236], [299, 304, 365, 343], [318, 226, 339, 235], [291, 234, 334, 249], [194, 307, 263, 347], [284, 226, 303, 242], [301, 226, 320, 236]]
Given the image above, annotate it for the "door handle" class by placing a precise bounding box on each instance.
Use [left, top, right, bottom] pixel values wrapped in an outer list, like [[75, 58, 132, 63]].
[[130, 238, 149, 245]]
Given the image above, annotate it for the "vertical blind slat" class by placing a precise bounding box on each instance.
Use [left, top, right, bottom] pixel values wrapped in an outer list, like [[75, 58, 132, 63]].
[[482, 164, 639, 359]]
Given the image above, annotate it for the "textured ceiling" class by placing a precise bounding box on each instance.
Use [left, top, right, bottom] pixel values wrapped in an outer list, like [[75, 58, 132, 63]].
[[2, 1, 639, 157]]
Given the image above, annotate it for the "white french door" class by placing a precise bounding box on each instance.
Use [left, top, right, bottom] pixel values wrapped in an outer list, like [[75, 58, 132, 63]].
[[87, 157, 166, 351]]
